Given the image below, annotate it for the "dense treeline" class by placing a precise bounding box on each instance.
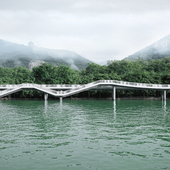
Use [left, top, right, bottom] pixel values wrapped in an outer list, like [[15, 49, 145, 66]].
[[0, 57, 170, 98]]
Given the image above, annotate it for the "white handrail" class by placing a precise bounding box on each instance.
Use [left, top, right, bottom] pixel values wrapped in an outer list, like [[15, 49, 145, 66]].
[[1, 80, 170, 98]]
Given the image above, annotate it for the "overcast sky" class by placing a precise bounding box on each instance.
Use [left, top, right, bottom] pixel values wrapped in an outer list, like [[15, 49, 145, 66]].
[[0, 0, 170, 62]]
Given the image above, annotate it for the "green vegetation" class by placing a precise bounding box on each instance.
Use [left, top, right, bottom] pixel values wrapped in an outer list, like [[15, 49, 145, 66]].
[[1, 57, 170, 98]]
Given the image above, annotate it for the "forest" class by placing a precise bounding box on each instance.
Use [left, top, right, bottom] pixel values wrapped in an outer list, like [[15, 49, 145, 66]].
[[0, 57, 170, 99]]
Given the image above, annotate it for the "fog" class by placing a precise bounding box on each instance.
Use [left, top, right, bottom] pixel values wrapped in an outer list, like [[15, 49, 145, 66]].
[[0, 0, 170, 62], [0, 39, 91, 70]]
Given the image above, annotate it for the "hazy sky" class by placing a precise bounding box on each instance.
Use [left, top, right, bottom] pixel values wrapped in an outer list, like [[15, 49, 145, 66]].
[[0, 0, 170, 62]]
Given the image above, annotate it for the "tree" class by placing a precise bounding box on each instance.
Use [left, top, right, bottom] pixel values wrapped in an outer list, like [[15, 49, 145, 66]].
[[32, 63, 58, 84], [32, 63, 80, 84]]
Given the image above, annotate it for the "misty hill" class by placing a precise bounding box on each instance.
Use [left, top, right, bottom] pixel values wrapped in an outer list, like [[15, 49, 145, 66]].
[[0, 39, 92, 70], [124, 34, 170, 61], [96, 60, 108, 66]]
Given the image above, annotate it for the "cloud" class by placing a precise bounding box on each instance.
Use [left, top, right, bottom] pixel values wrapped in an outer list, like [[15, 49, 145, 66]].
[[0, 0, 170, 62], [1, 0, 170, 13]]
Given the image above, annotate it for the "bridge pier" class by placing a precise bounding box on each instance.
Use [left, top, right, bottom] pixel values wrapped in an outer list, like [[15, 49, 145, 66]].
[[161, 90, 166, 100], [44, 93, 48, 101], [112, 86, 116, 101]]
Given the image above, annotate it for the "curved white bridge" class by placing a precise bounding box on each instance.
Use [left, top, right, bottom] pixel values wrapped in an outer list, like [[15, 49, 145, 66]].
[[0, 80, 169, 101]]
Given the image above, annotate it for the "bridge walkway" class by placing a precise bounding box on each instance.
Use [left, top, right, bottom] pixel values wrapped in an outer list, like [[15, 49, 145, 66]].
[[0, 80, 169, 101]]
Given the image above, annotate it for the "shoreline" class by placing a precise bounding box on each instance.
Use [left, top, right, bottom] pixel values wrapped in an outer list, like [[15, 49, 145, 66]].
[[0, 96, 168, 100]]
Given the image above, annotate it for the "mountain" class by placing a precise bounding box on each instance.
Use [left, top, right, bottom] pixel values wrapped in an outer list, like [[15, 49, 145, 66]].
[[124, 34, 170, 61], [0, 39, 92, 70]]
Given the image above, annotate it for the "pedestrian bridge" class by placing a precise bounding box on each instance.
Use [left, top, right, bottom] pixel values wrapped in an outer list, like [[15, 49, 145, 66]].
[[0, 80, 169, 101]]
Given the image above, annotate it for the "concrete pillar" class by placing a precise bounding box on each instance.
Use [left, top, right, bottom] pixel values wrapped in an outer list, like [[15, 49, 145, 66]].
[[161, 90, 166, 100], [163, 90, 166, 100], [112, 86, 116, 101], [44, 93, 48, 101]]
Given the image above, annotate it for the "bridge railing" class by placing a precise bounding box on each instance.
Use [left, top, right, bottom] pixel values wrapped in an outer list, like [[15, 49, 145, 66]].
[[0, 84, 19, 88], [0, 80, 170, 90], [36, 84, 83, 88], [63, 81, 100, 94], [0, 89, 12, 94], [97, 80, 170, 88]]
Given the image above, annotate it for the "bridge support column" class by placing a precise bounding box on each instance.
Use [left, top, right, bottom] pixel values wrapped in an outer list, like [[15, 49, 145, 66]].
[[60, 97, 63, 102], [44, 93, 48, 101], [112, 86, 116, 101], [161, 90, 166, 101]]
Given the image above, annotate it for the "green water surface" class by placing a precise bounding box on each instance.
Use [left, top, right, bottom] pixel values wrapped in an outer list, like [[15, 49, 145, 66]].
[[0, 99, 170, 170]]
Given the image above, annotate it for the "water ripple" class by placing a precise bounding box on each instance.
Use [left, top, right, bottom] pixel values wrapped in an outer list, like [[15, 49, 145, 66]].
[[0, 100, 170, 170]]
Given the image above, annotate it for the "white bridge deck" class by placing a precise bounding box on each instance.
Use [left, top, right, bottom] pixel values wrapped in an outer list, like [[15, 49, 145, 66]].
[[0, 80, 169, 100]]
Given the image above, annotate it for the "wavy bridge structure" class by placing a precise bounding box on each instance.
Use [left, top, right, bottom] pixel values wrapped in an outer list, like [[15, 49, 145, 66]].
[[0, 80, 169, 101]]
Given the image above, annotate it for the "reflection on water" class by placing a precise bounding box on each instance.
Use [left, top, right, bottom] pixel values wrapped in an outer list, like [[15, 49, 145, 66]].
[[113, 100, 116, 121], [44, 100, 48, 113], [163, 100, 166, 112], [0, 99, 170, 170], [113, 100, 116, 113]]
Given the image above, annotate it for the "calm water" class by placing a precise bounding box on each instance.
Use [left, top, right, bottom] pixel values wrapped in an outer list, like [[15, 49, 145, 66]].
[[0, 99, 170, 170]]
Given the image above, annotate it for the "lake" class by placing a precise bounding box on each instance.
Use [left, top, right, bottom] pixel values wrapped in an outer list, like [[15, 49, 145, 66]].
[[0, 99, 170, 170]]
